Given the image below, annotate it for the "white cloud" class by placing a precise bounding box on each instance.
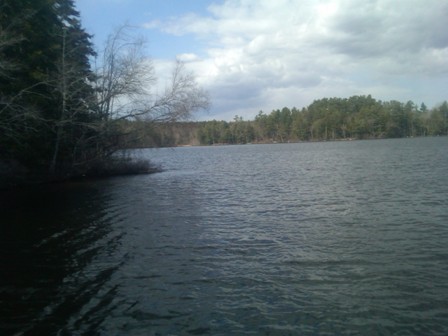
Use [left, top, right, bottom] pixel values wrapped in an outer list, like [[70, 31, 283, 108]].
[[145, 0, 448, 120], [176, 53, 200, 62]]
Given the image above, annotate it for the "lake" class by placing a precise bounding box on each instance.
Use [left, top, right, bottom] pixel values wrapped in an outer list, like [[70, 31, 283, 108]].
[[1, 137, 448, 335]]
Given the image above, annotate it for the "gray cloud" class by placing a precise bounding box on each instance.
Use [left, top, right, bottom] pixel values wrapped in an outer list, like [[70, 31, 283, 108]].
[[146, 0, 448, 120]]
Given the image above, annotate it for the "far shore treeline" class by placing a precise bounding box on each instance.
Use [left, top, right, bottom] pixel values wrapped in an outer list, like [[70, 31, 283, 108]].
[[123, 96, 448, 147]]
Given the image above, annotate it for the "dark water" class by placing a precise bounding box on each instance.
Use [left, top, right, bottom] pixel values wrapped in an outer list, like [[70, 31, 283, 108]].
[[1, 137, 448, 335]]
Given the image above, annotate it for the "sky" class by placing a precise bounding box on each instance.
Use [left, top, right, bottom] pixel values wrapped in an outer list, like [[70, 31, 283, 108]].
[[75, 0, 448, 121]]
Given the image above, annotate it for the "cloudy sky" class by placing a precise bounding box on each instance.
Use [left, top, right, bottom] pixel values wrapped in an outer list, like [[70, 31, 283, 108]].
[[76, 0, 448, 121]]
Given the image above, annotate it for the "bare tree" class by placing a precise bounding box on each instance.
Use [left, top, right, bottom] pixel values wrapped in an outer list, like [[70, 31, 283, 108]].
[[89, 24, 210, 161], [150, 60, 210, 122], [95, 25, 156, 120], [95, 25, 210, 123]]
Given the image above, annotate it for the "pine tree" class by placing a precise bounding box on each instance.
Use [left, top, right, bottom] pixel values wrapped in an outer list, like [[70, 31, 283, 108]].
[[0, 0, 59, 169], [0, 0, 98, 179], [49, 0, 98, 174]]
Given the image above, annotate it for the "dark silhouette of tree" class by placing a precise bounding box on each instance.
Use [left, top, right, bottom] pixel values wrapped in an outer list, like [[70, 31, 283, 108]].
[[0, 1, 210, 186]]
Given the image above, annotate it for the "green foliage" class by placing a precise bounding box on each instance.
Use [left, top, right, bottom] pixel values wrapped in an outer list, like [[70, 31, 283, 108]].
[[0, 0, 100, 180], [194, 96, 447, 145], [197, 116, 255, 145], [73, 96, 447, 149]]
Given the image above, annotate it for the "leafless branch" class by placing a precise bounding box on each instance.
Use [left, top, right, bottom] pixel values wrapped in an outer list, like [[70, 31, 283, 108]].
[[93, 25, 210, 124]]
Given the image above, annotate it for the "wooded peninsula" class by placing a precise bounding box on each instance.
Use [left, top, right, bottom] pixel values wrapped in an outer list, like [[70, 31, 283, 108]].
[[0, 0, 209, 187]]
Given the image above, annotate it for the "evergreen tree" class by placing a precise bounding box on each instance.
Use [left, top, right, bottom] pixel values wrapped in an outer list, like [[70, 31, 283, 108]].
[[49, 0, 98, 174], [0, 0, 61, 168], [0, 0, 97, 178]]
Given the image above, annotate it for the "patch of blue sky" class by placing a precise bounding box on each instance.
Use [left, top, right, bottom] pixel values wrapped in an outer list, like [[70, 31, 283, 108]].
[[75, 0, 214, 59]]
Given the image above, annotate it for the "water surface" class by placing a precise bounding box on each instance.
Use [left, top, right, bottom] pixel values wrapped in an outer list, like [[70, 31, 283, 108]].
[[1, 137, 448, 335]]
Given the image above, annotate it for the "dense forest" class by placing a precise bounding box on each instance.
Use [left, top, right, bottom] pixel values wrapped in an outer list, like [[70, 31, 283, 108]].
[[123, 96, 448, 147], [196, 96, 448, 145], [0, 0, 209, 187]]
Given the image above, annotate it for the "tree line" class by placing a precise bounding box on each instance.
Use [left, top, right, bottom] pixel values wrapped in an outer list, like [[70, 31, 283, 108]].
[[0, 0, 209, 187], [196, 96, 447, 145], [117, 96, 448, 147]]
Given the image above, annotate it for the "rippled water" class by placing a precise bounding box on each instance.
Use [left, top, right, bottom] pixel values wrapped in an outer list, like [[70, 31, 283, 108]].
[[1, 137, 448, 335]]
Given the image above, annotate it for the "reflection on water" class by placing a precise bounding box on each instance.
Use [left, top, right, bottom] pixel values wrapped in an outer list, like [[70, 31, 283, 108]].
[[1, 137, 448, 335], [0, 182, 123, 335]]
